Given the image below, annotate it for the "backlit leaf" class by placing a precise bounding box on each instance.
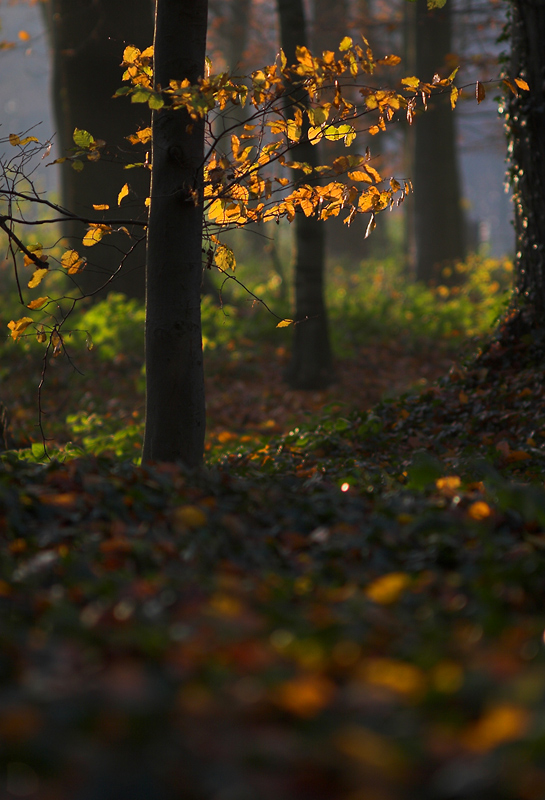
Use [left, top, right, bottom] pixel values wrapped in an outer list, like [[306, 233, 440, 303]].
[[277, 319, 293, 328], [73, 128, 95, 149], [515, 77, 529, 91], [117, 183, 130, 205], [123, 45, 141, 64], [93, 204, 110, 210], [450, 85, 460, 109], [28, 268, 48, 289], [61, 249, 86, 274], [83, 225, 111, 247], [27, 297, 48, 310], [214, 243, 236, 272], [339, 36, 353, 52], [7, 317, 33, 340]]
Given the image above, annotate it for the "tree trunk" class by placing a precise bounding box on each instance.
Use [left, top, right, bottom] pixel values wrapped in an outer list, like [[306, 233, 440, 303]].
[[277, 0, 334, 390], [507, 0, 545, 326], [41, 0, 154, 300], [413, 0, 466, 284], [142, 0, 208, 466]]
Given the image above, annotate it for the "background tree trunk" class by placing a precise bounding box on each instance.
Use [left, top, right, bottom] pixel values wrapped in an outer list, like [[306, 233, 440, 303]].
[[277, 0, 334, 390], [413, 0, 466, 284], [142, 0, 208, 465], [507, 0, 545, 327], [41, 0, 154, 300]]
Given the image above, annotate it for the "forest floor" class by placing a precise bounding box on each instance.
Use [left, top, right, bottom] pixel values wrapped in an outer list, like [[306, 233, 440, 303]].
[[1, 323, 545, 800]]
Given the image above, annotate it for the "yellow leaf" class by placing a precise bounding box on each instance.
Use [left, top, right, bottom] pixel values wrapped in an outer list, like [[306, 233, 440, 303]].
[[369, 125, 380, 136], [365, 572, 411, 605], [348, 170, 372, 183], [28, 268, 48, 289], [7, 317, 33, 341], [401, 76, 420, 90], [364, 164, 382, 182], [117, 183, 129, 206], [277, 319, 293, 328], [377, 54, 401, 66], [18, 30, 30, 42], [92, 204, 110, 210], [36, 329, 47, 344], [515, 77, 529, 91], [450, 85, 460, 109], [83, 224, 111, 247], [503, 77, 518, 96], [61, 249, 86, 274], [27, 297, 48, 310], [140, 46, 154, 59], [9, 133, 21, 146], [123, 45, 141, 64], [214, 243, 236, 272], [339, 36, 353, 52]]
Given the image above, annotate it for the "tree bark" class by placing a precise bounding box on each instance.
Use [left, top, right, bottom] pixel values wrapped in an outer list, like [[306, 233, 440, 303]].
[[277, 0, 334, 390], [507, 0, 545, 326], [41, 0, 154, 300], [142, 0, 208, 465], [413, 0, 466, 284]]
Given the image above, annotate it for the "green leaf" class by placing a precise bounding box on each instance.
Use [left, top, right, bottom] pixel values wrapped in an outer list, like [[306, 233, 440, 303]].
[[131, 89, 151, 104], [73, 128, 95, 149], [71, 159, 84, 172], [148, 92, 165, 110]]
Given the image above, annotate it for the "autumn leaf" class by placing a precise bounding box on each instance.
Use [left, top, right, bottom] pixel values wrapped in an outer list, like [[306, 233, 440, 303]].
[[117, 183, 130, 205], [476, 81, 486, 104], [27, 297, 48, 311], [277, 319, 293, 328], [7, 317, 33, 341], [9, 133, 39, 147], [515, 77, 530, 91], [214, 243, 236, 272], [28, 268, 49, 289], [83, 225, 111, 247], [450, 85, 460, 110], [18, 30, 31, 42], [93, 204, 110, 211], [339, 36, 353, 52], [61, 249, 86, 274]]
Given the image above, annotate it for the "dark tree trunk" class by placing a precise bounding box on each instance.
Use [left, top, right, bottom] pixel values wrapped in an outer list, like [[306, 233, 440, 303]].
[[413, 0, 466, 284], [142, 0, 208, 465], [507, 0, 545, 326], [277, 0, 334, 390], [41, 0, 154, 300]]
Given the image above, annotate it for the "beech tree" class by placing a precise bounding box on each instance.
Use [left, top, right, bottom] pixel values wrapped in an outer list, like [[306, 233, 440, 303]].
[[277, 0, 333, 389], [411, 0, 466, 283], [41, 0, 154, 300], [142, 0, 208, 465], [506, 0, 545, 329]]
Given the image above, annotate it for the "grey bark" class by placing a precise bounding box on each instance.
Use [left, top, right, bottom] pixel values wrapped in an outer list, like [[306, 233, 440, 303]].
[[413, 0, 466, 284], [277, 0, 334, 390], [507, 0, 545, 325], [41, 0, 154, 300], [142, 0, 208, 465]]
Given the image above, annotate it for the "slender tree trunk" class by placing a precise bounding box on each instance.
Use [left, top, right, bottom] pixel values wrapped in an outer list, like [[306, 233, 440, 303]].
[[413, 0, 466, 284], [41, 0, 153, 300], [277, 0, 334, 390], [142, 0, 208, 465], [507, 0, 545, 327]]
